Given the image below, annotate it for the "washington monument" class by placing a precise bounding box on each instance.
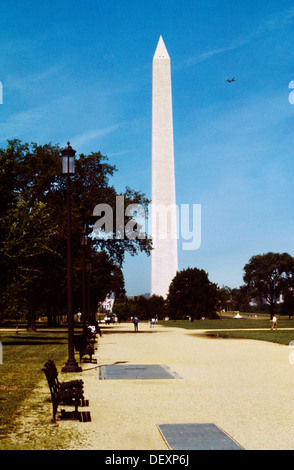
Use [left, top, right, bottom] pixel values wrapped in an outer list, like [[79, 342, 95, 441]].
[[151, 36, 178, 298]]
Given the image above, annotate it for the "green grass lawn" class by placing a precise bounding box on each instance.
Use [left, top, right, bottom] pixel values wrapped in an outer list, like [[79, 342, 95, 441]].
[[206, 329, 294, 345], [0, 330, 69, 443], [159, 317, 294, 345], [160, 317, 294, 329]]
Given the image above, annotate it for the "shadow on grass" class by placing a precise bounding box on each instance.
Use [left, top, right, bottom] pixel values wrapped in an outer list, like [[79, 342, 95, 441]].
[[101, 328, 161, 335], [0, 331, 67, 346], [1, 334, 68, 346], [192, 332, 239, 340], [2, 340, 67, 346]]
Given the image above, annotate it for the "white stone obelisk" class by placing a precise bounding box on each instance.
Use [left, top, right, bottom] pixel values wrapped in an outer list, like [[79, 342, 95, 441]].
[[151, 36, 178, 298]]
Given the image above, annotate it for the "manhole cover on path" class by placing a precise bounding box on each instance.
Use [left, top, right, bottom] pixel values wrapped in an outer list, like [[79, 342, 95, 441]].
[[157, 423, 244, 450], [98, 364, 183, 380]]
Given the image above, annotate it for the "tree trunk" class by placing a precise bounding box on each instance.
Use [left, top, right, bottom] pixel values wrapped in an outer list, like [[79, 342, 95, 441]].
[[53, 304, 58, 326], [47, 305, 53, 327], [27, 307, 37, 331], [270, 299, 275, 319]]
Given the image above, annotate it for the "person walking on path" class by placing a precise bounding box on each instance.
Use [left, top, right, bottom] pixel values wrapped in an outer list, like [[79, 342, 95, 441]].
[[271, 315, 278, 330], [133, 316, 139, 332]]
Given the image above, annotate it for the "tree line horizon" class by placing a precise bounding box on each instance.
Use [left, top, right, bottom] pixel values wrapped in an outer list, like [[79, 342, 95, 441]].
[[114, 251, 294, 322]]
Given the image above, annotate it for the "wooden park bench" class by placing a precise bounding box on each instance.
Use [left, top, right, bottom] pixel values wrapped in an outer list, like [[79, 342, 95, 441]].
[[74, 333, 97, 364], [43, 360, 91, 422]]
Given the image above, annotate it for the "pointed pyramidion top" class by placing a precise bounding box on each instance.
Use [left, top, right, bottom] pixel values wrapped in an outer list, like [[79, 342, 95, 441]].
[[153, 35, 170, 60]]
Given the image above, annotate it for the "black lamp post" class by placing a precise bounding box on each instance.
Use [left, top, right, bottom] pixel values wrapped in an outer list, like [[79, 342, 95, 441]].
[[80, 226, 87, 333], [61, 142, 82, 373], [87, 261, 92, 323]]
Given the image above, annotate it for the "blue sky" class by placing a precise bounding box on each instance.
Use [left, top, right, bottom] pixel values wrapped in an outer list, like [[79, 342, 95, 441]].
[[1, 0, 294, 295]]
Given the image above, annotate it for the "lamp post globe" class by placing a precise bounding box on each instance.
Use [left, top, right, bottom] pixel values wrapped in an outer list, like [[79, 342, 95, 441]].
[[61, 141, 76, 175]]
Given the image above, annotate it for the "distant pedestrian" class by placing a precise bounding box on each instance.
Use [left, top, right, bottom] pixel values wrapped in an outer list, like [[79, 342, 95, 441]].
[[133, 316, 139, 332], [151, 318, 155, 327], [271, 315, 277, 330], [94, 321, 103, 337]]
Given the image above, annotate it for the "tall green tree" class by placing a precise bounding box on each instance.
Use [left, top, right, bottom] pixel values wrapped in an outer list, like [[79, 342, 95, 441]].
[[148, 294, 166, 319], [167, 267, 218, 321], [243, 252, 294, 318], [1, 198, 60, 327], [0, 140, 151, 327], [232, 286, 251, 312], [216, 285, 233, 314]]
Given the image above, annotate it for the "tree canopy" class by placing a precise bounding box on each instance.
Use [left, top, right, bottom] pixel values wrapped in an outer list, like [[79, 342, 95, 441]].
[[0, 140, 151, 327], [167, 267, 218, 321], [243, 252, 294, 317], [113, 294, 166, 321]]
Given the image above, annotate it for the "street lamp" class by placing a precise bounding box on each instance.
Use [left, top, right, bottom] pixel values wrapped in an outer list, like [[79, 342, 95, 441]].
[[87, 261, 92, 323], [61, 142, 82, 373], [81, 226, 87, 333]]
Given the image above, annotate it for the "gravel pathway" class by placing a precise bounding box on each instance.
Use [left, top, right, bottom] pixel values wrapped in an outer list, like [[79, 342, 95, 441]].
[[57, 322, 294, 450]]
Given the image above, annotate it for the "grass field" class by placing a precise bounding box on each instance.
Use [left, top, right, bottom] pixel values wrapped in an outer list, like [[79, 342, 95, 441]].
[[206, 329, 294, 345], [0, 330, 69, 445], [159, 317, 294, 345], [160, 316, 294, 330]]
